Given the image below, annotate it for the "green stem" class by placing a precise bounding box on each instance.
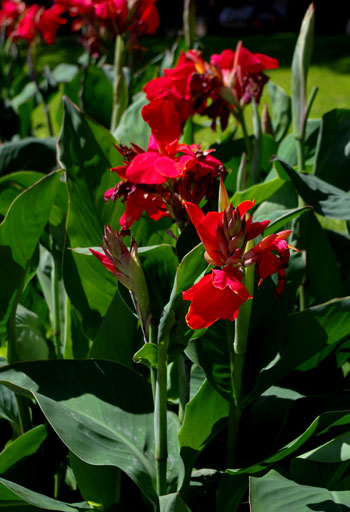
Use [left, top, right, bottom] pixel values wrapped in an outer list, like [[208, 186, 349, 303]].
[[51, 261, 62, 359], [154, 338, 168, 496], [110, 34, 126, 132], [183, 0, 196, 49], [296, 138, 307, 311], [226, 253, 255, 468], [236, 105, 253, 164], [176, 353, 189, 424]]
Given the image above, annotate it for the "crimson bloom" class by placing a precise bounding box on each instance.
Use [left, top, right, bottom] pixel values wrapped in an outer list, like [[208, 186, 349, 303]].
[[105, 98, 225, 233], [144, 44, 278, 130], [54, 0, 159, 56], [183, 200, 292, 330], [11, 2, 66, 45]]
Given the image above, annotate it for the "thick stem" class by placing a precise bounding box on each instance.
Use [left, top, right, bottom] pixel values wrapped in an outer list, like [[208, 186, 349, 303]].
[[236, 105, 253, 165], [226, 253, 255, 468], [154, 338, 168, 496], [183, 0, 196, 49], [110, 34, 126, 132]]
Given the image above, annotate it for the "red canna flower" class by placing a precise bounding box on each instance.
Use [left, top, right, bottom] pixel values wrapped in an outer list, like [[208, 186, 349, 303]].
[[183, 200, 293, 329], [105, 98, 225, 233], [11, 3, 66, 45], [183, 267, 252, 330], [0, 0, 26, 37]]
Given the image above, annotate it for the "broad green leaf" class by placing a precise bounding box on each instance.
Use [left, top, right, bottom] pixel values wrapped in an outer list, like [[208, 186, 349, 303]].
[[291, 3, 315, 139], [228, 410, 350, 476], [0, 476, 90, 510], [114, 92, 150, 149], [0, 425, 47, 474], [250, 470, 350, 512], [298, 212, 344, 306], [248, 297, 350, 401], [231, 178, 285, 208], [158, 243, 206, 344], [0, 381, 19, 435], [277, 119, 321, 167], [57, 97, 125, 335], [0, 138, 57, 175], [89, 290, 140, 366], [0, 171, 44, 217], [186, 320, 233, 404], [0, 170, 62, 268], [0, 246, 25, 342], [274, 158, 350, 220], [138, 244, 178, 323], [255, 206, 311, 236], [159, 492, 191, 511], [81, 66, 113, 128], [0, 360, 183, 503], [69, 452, 120, 508], [267, 81, 291, 142], [133, 343, 158, 368], [13, 304, 52, 362], [299, 431, 350, 462], [179, 379, 229, 477], [314, 109, 350, 191], [51, 64, 79, 84]]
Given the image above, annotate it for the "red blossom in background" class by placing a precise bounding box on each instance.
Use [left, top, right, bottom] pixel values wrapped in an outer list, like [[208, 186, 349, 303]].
[[182, 200, 292, 330], [144, 44, 279, 131], [8, 2, 66, 45], [105, 98, 225, 234], [54, 0, 159, 56], [0, 0, 26, 37]]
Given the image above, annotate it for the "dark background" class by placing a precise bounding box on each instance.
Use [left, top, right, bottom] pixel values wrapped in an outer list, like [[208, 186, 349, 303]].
[[157, 0, 350, 36]]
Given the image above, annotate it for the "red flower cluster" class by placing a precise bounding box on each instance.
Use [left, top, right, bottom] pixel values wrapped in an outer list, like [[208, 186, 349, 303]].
[[54, 0, 159, 55], [182, 200, 291, 329], [1, 0, 66, 45], [105, 98, 225, 234], [144, 44, 278, 131]]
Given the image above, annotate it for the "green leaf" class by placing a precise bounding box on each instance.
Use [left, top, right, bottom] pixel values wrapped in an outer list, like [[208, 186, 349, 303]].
[[0, 171, 44, 217], [249, 297, 350, 401], [81, 66, 113, 128], [114, 92, 150, 149], [298, 212, 345, 306], [267, 82, 291, 142], [138, 244, 178, 323], [133, 343, 158, 368], [158, 243, 206, 344], [14, 304, 52, 362], [274, 158, 350, 220], [179, 379, 229, 478], [69, 452, 120, 508], [0, 425, 47, 474], [291, 3, 315, 139], [277, 119, 321, 167], [51, 64, 79, 84], [250, 470, 350, 512], [57, 97, 125, 336], [0, 360, 183, 503], [231, 178, 285, 208], [89, 290, 140, 366], [299, 431, 350, 462], [0, 382, 19, 435], [314, 109, 350, 191], [0, 170, 62, 268], [229, 410, 350, 476], [0, 476, 90, 510], [255, 206, 311, 236], [0, 138, 57, 175], [159, 492, 191, 511], [186, 321, 233, 404]]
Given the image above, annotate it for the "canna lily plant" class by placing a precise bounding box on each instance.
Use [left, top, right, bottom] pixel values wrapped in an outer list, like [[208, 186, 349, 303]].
[[0, 3, 350, 512]]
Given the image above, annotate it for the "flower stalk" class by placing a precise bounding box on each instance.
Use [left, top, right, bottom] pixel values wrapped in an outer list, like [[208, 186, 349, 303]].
[[154, 337, 169, 496], [111, 34, 127, 132]]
